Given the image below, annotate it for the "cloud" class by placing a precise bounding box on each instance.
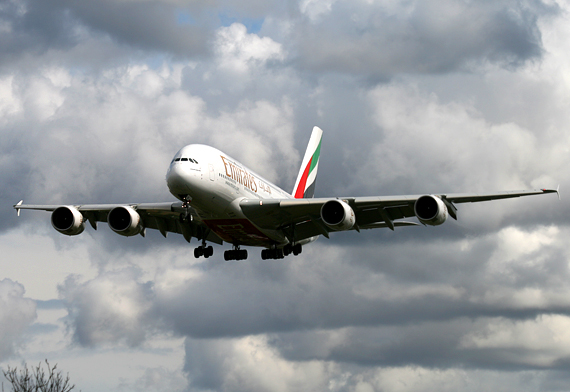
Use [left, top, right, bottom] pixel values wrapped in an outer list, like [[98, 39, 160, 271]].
[[57, 0, 215, 57], [1, 0, 570, 391], [57, 223, 570, 374], [59, 268, 155, 347], [184, 335, 328, 392], [0, 279, 36, 360], [291, 0, 554, 77]]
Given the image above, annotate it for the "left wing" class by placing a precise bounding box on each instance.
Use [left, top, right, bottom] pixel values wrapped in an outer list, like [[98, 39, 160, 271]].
[[14, 202, 223, 244], [240, 188, 559, 242]]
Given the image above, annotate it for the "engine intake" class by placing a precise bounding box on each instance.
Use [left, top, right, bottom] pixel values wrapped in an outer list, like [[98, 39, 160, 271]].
[[321, 199, 356, 231], [107, 206, 143, 236], [51, 206, 85, 236], [414, 195, 448, 226]]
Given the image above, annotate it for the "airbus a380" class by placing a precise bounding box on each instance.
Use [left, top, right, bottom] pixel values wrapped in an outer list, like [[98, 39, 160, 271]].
[[14, 127, 558, 261]]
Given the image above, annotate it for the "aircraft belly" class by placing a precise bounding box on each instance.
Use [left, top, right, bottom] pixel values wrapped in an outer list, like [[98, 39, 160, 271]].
[[202, 218, 284, 247]]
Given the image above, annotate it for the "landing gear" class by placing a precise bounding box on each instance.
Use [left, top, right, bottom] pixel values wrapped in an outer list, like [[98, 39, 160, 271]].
[[224, 246, 247, 261], [194, 245, 213, 258], [179, 196, 193, 223], [261, 248, 283, 260], [283, 244, 302, 256], [262, 244, 302, 260]]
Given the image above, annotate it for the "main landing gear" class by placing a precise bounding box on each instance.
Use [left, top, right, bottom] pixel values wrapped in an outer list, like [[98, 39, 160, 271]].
[[261, 244, 302, 260], [224, 246, 247, 261], [194, 235, 213, 259], [194, 245, 213, 258]]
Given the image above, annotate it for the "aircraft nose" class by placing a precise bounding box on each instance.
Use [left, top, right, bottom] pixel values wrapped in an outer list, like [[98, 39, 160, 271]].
[[166, 163, 193, 194]]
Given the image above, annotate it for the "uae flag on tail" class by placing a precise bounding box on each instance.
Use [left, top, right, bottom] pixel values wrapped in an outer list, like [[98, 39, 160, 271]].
[[292, 126, 323, 199]]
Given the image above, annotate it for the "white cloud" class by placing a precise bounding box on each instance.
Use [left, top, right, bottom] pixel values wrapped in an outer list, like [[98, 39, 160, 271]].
[[185, 336, 329, 392], [215, 23, 284, 75], [59, 268, 154, 347], [460, 315, 570, 367], [0, 279, 36, 360]]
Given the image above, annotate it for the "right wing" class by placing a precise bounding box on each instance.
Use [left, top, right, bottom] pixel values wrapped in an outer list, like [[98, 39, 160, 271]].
[[240, 188, 559, 243], [14, 201, 223, 244]]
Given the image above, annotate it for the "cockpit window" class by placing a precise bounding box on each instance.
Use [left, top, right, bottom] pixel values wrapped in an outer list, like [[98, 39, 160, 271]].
[[193, 159, 199, 164], [181, 158, 188, 161], [174, 158, 181, 162]]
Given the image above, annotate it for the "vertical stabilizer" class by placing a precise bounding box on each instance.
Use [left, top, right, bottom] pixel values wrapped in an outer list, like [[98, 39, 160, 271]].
[[292, 126, 323, 199]]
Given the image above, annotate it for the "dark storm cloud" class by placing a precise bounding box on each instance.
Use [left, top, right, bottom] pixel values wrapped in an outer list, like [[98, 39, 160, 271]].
[[62, 0, 212, 57], [0, 0, 78, 60], [291, 0, 555, 77], [270, 318, 570, 371]]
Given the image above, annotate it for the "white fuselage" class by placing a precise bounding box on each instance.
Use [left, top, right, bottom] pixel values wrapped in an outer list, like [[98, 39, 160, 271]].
[[165, 144, 297, 247]]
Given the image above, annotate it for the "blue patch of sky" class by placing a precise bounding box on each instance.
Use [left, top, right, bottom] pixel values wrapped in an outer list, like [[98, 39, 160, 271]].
[[176, 8, 264, 33], [36, 299, 65, 310], [176, 9, 197, 25], [146, 54, 170, 70], [218, 13, 264, 34]]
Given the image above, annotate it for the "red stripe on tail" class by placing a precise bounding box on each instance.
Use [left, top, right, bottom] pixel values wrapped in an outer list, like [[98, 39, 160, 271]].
[[294, 157, 312, 199]]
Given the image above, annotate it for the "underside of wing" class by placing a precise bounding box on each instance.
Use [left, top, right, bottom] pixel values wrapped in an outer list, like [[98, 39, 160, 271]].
[[14, 201, 223, 245], [239, 197, 421, 242], [239, 188, 557, 243]]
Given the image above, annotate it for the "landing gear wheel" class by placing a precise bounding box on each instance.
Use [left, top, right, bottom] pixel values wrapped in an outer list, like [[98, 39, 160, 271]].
[[194, 245, 213, 259], [292, 244, 302, 256], [261, 248, 285, 260], [224, 246, 247, 261]]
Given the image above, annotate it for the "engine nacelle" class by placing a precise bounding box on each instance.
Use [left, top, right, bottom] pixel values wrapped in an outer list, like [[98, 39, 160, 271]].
[[107, 206, 143, 237], [414, 195, 448, 226], [51, 206, 85, 236], [320, 199, 356, 231]]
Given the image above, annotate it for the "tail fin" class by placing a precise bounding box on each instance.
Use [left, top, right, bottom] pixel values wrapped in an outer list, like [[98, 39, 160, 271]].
[[292, 126, 323, 199]]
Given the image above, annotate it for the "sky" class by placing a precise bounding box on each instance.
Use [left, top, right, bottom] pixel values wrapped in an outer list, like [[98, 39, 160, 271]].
[[0, 0, 569, 391]]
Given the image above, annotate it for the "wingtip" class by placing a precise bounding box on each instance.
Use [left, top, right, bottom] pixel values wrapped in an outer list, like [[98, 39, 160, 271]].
[[542, 186, 560, 200], [14, 200, 23, 216]]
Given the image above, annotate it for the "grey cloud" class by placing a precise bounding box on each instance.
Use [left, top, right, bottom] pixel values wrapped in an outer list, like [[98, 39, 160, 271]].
[[291, 0, 554, 77], [59, 269, 155, 347], [270, 318, 569, 371], [0, 0, 78, 62], [63, 0, 212, 57], [181, 334, 570, 392], [60, 224, 570, 345]]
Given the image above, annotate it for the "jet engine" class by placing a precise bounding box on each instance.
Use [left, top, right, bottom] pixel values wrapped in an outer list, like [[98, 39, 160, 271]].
[[414, 195, 448, 226], [51, 206, 85, 236], [320, 199, 356, 231], [107, 206, 143, 236]]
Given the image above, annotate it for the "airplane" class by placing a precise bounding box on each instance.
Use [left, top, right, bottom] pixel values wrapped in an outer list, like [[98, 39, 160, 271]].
[[14, 126, 559, 261]]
